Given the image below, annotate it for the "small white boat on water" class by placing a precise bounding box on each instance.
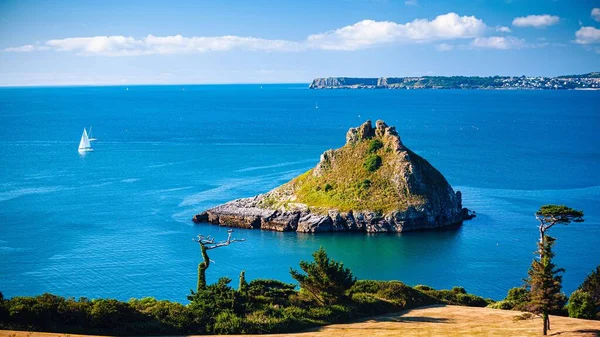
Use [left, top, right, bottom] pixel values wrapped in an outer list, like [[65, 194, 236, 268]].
[[88, 126, 97, 141], [78, 128, 93, 153]]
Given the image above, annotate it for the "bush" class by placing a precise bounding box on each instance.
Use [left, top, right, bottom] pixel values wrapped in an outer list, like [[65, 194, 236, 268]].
[[213, 311, 245, 334], [363, 154, 382, 172], [368, 139, 384, 153], [579, 265, 600, 311], [290, 248, 356, 305], [487, 300, 514, 310], [416, 287, 490, 307], [324, 183, 333, 192], [568, 290, 596, 319]]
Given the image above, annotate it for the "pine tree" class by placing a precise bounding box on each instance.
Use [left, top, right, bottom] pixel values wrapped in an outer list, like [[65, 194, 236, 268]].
[[290, 247, 356, 305], [524, 236, 566, 335]]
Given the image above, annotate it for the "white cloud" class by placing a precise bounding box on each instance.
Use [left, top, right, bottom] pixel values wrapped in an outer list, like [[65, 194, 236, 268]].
[[512, 15, 559, 28], [496, 26, 512, 33], [471, 36, 526, 49], [3, 44, 49, 52], [306, 13, 487, 50], [404, 0, 418, 6], [592, 8, 600, 22], [42, 35, 301, 56], [3, 12, 490, 55], [436, 43, 454, 51], [575, 26, 600, 45]]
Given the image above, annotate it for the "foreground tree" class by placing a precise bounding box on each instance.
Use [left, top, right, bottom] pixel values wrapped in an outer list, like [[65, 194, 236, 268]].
[[524, 236, 566, 335], [535, 205, 583, 244], [290, 247, 356, 305], [193, 230, 245, 291]]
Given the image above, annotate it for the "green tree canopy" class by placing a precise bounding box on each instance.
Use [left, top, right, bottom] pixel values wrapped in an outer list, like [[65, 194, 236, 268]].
[[568, 290, 595, 319], [578, 265, 600, 315], [535, 205, 583, 243], [290, 247, 356, 305]]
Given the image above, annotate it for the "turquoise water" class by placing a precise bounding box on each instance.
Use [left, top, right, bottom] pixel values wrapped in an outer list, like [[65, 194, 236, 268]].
[[0, 85, 599, 302]]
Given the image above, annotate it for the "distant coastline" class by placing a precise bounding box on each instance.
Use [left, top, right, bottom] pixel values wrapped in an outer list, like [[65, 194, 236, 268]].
[[309, 72, 600, 90]]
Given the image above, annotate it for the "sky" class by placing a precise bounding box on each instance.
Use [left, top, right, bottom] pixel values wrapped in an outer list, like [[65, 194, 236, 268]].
[[0, 0, 599, 85]]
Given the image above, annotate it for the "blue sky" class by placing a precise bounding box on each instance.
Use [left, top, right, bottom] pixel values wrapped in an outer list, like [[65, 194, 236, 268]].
[[0, 0, 599, 85]]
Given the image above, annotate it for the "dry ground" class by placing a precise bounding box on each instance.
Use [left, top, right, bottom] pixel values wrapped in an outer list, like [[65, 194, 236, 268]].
[[2, 305, 599, 337]]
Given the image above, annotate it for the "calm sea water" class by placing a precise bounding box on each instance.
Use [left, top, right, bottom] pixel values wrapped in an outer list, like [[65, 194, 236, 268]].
[[0, 85, 599, 302]]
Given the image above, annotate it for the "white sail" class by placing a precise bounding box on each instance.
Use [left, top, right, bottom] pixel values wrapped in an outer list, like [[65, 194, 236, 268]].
[[88, 126, 97, 141], [78, 128, 92, 152]]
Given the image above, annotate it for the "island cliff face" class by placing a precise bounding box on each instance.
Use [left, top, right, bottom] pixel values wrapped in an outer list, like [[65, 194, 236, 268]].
[[193, 120, 472, 233]]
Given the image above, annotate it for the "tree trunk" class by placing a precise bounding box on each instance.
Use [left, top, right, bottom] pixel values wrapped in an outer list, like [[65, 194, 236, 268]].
[[197, 244, 210, 292], [542, 313, 548, 335]]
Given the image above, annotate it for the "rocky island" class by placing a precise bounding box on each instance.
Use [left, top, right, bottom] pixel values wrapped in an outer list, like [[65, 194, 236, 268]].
[[193, 120, 473, 233]]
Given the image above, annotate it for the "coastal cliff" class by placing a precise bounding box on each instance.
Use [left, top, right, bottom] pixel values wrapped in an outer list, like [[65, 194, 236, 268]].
[[193, 120, 473, 233]]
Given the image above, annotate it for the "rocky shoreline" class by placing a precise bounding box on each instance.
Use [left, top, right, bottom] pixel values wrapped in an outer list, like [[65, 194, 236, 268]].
[[193, 196, 474, 233], [193, 120, 475, 234]]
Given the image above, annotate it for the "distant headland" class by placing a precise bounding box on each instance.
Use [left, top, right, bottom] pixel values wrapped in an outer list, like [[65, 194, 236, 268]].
[[309, 73, 600, 90], [194, 120, 473, 233]]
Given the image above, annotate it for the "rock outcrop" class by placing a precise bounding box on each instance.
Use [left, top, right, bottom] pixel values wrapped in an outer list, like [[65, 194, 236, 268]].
[[193, 120, 474, 233]]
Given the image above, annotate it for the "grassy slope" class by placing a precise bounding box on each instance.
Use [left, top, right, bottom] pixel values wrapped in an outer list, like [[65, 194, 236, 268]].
[[264, 139, 423, 214]]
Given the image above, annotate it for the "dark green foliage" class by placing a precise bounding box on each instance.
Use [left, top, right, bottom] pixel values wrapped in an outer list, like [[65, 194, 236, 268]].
[[247, 279, 296, 306], [410, 284, 492, 307], [368, 139, 384, 153], [487, 300, 514, 310], [506, 287, 529, 304], [290, 247, 356, 305], [0, 249, 502, 335], [578, 265, 600, 312], [359, 179, 371, 189], [524, 236, 566, 335], [536, 205, 584, 223], [363, 154, 382, 172], [238, 270, 248, 293], [324, 183, 333, 192], [568, 290, 595, 319]]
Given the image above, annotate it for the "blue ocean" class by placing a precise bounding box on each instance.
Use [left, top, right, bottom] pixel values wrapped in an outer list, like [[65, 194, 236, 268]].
[[0, 85, 599, 302]]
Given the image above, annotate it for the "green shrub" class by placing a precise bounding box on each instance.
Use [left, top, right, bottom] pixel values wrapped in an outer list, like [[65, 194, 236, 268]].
[[487, 300, 514, 310], [505, 287, 529, 307], [363, 154, 382, 172], [578, 265, 600, 312], [568, 290, 595, 319], [359, 179, 371, 189], [290, 247, 356, 305], [368, 139, 384, 153], [213, 310, 244, 334], [452, 286, 467, 294], [414, 285, 434, 291], [324, 183, 333, 192]]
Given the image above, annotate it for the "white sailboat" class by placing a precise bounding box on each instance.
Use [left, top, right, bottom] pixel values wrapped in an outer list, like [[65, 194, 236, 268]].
[[88, 126, 97, 141], [78, 128, 93, 153], [315, 101, 319, 109]]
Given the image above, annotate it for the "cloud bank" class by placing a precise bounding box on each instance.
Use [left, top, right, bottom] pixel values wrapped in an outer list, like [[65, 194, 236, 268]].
[[512, 14, 560, 28], [2, 12, 545, 55]]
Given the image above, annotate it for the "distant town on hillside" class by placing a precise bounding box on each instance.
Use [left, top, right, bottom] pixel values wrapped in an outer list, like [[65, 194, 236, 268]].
[[309, 73, 600, 90]]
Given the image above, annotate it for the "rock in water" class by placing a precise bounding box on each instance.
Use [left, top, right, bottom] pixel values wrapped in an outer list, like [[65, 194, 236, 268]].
[[193, 120, 474, 233]]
